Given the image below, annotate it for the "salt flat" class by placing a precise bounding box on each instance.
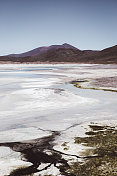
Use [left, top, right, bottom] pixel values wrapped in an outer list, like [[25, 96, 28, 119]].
[[0, 64, 117, 175]]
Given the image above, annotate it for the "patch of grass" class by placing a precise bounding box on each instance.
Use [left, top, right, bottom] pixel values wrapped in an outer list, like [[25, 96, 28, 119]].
[[69, 124, 117, 176], [69, 156, 117, 176], [64, 146, 69, 150], [61, 142, 68, 147], [85, 131, 96, 135], [61, 142, 69, 150], [89, 125, 105, 131], [71, 79, 117, 92]]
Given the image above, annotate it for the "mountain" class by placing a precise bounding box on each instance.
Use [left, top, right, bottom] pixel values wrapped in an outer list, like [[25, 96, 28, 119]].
[[80, 45, 117, 64], [31, 47, 97, 62], [0, 44, 117, 64], [8, 43, 78, 57]]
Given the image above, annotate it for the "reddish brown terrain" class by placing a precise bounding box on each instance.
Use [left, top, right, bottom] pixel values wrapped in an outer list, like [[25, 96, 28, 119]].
[[0, 43, 117, 64]]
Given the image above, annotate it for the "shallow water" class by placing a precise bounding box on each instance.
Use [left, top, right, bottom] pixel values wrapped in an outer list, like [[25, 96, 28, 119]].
[[0, 64, 117, 133]]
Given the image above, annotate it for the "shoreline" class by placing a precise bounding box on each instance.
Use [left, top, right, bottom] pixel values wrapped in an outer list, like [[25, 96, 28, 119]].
[[0, 61, 84, 64], [0, 61, 117, 65]]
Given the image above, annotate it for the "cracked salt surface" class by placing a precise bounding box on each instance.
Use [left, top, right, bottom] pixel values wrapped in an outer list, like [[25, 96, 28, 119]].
[[0, 64, 117, 175]]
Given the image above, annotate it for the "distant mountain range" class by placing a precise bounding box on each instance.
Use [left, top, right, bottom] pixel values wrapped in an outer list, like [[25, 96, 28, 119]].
[[0, 43, 117, 64], [8, 43, 78, 57]]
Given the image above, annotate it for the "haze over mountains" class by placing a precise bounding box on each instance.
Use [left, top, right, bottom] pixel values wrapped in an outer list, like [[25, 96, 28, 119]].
[[0, 43, 117, 64]]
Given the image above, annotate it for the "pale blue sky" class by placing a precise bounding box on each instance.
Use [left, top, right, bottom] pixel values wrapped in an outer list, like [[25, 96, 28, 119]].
[[0, 0, 117, 55]]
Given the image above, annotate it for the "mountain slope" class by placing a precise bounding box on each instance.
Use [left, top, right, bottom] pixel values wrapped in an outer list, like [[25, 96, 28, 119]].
[[8, 43, 78, 57], [81, 45, 117, 64], [32, 47, 97, 62]]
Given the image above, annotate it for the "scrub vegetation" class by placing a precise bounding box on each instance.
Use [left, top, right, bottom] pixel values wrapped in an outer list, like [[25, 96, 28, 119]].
[[69, 124, 117, 176], [71, 79, 117, 92]]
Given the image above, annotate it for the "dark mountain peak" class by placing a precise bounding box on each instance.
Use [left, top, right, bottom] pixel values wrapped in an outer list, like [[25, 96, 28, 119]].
[[62, 43, 78, 49], [62, 43, 73, 47], [7, 43, 79, 58]]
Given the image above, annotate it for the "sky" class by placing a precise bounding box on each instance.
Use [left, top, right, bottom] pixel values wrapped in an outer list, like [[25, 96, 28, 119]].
[[0, 0, 117, 55]]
